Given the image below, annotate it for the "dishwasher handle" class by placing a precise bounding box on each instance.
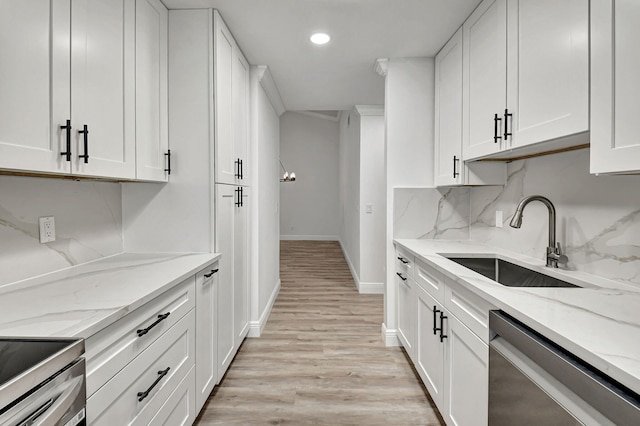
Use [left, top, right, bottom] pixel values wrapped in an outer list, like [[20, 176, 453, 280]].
[[490, 311, 640, 426]]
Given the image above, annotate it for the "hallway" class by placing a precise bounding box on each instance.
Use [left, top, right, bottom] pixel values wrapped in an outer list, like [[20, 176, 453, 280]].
[[194, 240, 443, 425]]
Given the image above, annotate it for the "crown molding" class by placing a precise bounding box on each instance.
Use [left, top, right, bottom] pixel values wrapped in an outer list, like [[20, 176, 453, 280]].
[[354, 105, 384, 116], [374, 58, 389, 77], [252, 65, 286, 116], [294, 110, 340, 122]]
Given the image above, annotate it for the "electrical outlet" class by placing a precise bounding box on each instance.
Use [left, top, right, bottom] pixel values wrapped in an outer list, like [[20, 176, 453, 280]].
[[39, 216, 56, 243], [496, 211, 503, 228]]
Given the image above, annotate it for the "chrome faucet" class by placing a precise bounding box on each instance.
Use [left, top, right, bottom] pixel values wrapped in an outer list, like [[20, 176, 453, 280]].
[[509, 195, 568, 268]]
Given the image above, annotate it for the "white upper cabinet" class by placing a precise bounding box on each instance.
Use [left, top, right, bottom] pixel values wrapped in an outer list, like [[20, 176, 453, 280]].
[[0, 1, 71, 174], [505, 0, 589, 150], [435, 28, 464, 186], [71, 0, 135, 179], [462, 0, 507, 160], [435, 27, 505, 187], [214, 11, 250, 186], [135, 0, 169, 182], [591, 0, 640, 174], [462, 0, 589, 161], [0, 0, 168, 181]]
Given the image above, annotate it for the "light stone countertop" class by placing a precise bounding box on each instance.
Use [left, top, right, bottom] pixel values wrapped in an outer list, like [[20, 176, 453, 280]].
[[0, 252, 220, 339], [394, 239, 640, 395]]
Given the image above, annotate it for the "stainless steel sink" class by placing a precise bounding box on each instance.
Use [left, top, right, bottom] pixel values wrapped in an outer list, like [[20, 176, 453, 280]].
[[446, 257, 580, 288]]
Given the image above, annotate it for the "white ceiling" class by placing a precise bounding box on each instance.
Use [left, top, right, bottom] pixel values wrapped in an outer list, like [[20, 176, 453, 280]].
[[162, 0, 480, 111]]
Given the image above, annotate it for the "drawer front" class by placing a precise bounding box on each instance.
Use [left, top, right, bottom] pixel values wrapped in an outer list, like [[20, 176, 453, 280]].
[[414, 258, 446, 301], [85, 277, 196, 396], [444, 281, 494, 343], [395, 246, 415, 278], [150, 366, 196, 426], [87, 309, 195, 425]]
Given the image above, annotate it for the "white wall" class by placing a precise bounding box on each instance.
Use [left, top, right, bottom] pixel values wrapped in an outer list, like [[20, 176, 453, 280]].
[[0, 176, 122, 286], [381, 58, 435, 344], [280, 111, 340, 240], [250, 66, 282, 336], [339, 109, 361, 283], [358, 109, 386, 290]]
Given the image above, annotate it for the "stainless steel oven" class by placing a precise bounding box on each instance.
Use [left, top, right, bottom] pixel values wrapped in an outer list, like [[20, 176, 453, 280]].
[[0, 338, 85, 426], [489, 311, 640, 426]]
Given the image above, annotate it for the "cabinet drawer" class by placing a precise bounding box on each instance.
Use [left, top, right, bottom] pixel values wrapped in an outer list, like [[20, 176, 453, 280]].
[[150, 365, 196, 426], [414, 258, 446, 301], [85, 277, 195, 396], [87, 309, 195, 425], [444, 281, 494, 343], [395, 247, 415, 278]]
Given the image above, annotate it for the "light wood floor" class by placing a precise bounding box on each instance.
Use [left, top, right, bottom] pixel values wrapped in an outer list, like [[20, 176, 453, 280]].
[[194, 240, 444, 425]]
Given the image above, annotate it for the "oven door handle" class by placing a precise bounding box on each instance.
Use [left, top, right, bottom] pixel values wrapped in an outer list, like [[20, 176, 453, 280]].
[[17, 374, 84, 426]]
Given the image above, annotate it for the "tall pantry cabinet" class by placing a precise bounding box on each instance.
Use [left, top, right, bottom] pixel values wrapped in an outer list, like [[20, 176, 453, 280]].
[[168, 9, 251, 413]]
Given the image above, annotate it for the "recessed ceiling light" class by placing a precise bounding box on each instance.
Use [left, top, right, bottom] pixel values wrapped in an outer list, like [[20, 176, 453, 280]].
[[310, 33, 331, 45]]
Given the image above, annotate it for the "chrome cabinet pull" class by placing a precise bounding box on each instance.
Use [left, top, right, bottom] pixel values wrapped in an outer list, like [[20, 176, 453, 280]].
[[137, 367, 170, 402], [60, 120, 72, 161], [136, 312, 170, 337], [78, 125, 89, 163]]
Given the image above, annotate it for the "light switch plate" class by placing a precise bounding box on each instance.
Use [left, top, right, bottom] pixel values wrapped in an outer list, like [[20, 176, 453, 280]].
[[39, 216, 56, 243], [496, 211, 503, 228]]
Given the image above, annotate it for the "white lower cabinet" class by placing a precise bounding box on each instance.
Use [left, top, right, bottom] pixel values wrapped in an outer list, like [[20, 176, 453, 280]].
[[416, 285, 445, 408], [87, 310, 195, 425], [195, 264, 219, 413], [445, 314, 488, 426], [400, 248, 493, 426], [397, 272, 416, 358], [85, 260, 229, 425]]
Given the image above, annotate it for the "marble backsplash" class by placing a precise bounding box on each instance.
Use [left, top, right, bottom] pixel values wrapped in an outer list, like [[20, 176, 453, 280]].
[[470, 148, 640, 286], [394, 148, 640, 286], [394, 186, 470, 240], [0, 176, 123, 286]]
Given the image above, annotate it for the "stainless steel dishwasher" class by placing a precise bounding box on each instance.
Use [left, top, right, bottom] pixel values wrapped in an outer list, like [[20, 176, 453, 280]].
[[489, 311, 640, 426]]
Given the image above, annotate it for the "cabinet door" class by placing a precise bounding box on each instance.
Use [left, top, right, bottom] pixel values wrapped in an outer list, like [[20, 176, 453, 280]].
[[234, 187, 249, 346], [215, 184, 235, 380], [435, 28, 464, 186], [444, 314, 488, 426], [397, 272, 415, 358], [71, 0, 135, 179], [214, 12, 236, 185], [462, 0, 507, 160], [195, 265, 218, 413], [506, 0, 588, 150], [415, 285, 445, 409], [232, 49, 250, 184], [135, 0, 169, 182], [591, 0, 640, 174], [0, 0, 71, 174]]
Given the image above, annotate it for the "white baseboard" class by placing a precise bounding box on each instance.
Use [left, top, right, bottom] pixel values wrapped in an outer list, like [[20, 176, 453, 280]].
[[280, 234, 339, 241], [247, 278, 281, 337], [358, 282, 384, 294], [381, 323, 401, 347], [338, 240, 361, 290]]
